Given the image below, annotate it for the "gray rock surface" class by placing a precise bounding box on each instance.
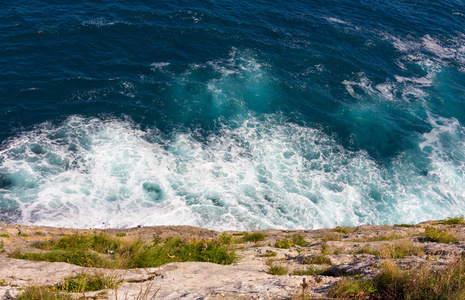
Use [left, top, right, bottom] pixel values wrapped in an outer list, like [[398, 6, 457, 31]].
[[0, 220, 464, 299]]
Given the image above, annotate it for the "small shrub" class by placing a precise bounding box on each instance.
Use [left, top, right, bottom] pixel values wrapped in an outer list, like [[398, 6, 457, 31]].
[[275, 239, 293, 249], [219, 233, 233, 245], [292, 234, 310, 247], [116, 233, 127, 237], [20, 233, 29, 237], [35, 232, 44, 236], [423, 226, 459, 243], [0, 234, 10, 238], [243, 232, 266, 242], [442, 215, 465, 225]]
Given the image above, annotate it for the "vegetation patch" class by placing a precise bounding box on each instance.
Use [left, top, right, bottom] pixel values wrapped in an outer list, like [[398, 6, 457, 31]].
[[303, 254, 331, 265], [394, 223, 420, 228], [274, 239, 293, 249], [20, 233, 29, 237], [57, 272, 120, 292], [330, 257, 465, 299], [0, 234, 10, 238], [351, 233, 406, 242], [322, 232, 342, 241], [441, 215, 465, 225], [423, 226, 459, 243], [219, 233, 233, 244], [15, 286, 72, 300], [266, 260, 289, 275], [355, 240, 424, 259], [330, 276, 377, 299], [243, 232, 266, 242], [261, 250, 277, 257], [10, 233, 236, 269], [291, 234, 310, 247], [293, 266, 330, 276], [116, 232, 127, 237]]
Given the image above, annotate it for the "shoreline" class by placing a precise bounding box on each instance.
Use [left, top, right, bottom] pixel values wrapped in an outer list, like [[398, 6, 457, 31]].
[[1, 219, 465, 299]]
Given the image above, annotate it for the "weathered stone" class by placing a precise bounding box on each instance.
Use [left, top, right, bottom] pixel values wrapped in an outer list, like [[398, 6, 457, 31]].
[[0, 221, 464, 299]]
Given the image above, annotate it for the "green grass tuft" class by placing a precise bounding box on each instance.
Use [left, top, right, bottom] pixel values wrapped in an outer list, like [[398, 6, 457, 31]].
[[15, 286, 72, 300], [266, 260, 289, 275], [423, 226, 459, 243], [243, 232, 266, 242], [57, 272, 120, 292], [116, 232, 127, 237], [0, 234, 10, 238], [291, 234, 310, 247], [303, 254, 331, 265], [293, 266, 330, 276]]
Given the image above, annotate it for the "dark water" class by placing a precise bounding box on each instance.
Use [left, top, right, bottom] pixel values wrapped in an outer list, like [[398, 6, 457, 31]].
[[1, 0, 465, 230]]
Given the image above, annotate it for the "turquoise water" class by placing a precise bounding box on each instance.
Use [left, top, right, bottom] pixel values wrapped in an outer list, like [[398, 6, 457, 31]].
[[1, 1, 465, 230]]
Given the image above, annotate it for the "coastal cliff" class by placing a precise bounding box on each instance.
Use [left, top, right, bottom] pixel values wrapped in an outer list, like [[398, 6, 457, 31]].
[[1, 220, 465, 299]]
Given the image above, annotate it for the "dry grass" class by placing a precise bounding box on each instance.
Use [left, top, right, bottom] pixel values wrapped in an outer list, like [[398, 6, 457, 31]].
[[266, 260, 289, 275], [351, 233, 407, 242], [356, 239, 424, 259], [330, 257, 465, 299]]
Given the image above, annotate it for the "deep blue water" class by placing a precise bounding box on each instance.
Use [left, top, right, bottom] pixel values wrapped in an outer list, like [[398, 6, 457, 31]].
[[1, 0, 465, 230]]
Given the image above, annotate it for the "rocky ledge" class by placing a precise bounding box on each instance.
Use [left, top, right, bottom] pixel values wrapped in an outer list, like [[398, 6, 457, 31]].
[[1, 220, 465, 299]]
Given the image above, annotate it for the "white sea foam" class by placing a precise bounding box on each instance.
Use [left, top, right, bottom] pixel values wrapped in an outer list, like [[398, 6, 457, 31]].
[[324, 17, 349, 25], [1, 112, 465, 230], [387, 33, 465, 73], [150, 62, 171, 69]]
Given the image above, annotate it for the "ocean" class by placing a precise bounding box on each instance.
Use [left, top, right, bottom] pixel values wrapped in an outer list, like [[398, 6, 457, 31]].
[[1, 0, 465, 231]]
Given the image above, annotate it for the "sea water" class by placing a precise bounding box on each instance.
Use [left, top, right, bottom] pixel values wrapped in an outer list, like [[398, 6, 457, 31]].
[[1, 0, 465, 230]]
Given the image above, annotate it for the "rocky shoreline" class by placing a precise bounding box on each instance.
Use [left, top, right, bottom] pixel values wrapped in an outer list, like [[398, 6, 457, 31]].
[[1, 220, 465, 299]]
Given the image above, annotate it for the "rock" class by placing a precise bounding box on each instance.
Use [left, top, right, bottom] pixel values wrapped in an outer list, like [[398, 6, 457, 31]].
[[0, 220, 464, 299]]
